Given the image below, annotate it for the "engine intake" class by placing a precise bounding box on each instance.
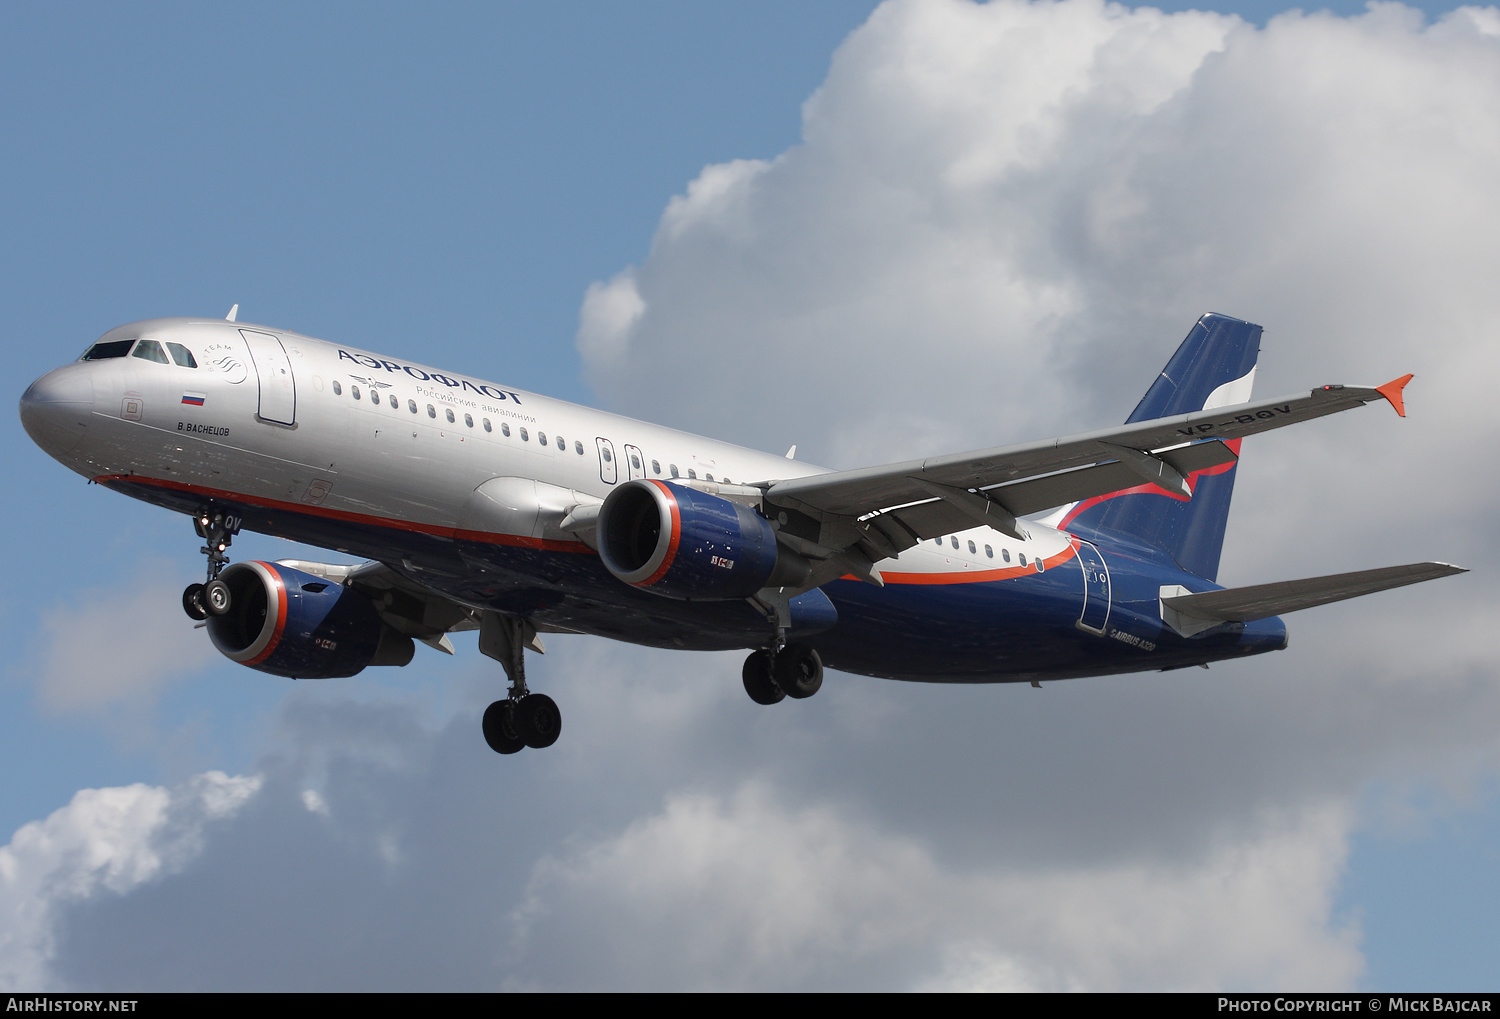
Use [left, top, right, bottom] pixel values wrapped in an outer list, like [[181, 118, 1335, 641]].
[[206, 561, 414, 678], [596, 480, 809, 600]]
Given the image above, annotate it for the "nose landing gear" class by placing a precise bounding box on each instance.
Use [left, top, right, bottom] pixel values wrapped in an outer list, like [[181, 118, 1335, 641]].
[[479, 613, 562, 755], [182, 510, 241, 621], [741, 642, 824, 705]]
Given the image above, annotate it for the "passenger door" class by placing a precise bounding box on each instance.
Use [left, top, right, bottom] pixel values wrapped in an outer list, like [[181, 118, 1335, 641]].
[[1075, 540, 1112, 635], [239, 329, 296, 426]]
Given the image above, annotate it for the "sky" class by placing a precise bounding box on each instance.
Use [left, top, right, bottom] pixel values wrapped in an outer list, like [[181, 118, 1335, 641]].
[[2, 0, 1497, 991]]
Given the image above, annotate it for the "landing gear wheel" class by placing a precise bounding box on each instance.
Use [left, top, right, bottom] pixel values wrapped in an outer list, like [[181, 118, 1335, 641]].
[[514, 693, 562, 749], [773, 643, 824, 699], [742, 650, 785, 705], [482, 700, 526, 755], [182, 584, 207, 621], [204, 578, 232, 616]]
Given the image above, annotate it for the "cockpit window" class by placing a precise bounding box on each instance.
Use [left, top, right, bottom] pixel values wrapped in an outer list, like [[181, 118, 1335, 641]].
[[131, 339, 171, 364], [81, 339, 136, 361], [166, 342, 198, 368]]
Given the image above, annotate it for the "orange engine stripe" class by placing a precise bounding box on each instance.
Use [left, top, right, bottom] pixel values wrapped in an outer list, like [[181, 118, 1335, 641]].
[[639, 481, 682, 586], [245, 563, 290, 666]]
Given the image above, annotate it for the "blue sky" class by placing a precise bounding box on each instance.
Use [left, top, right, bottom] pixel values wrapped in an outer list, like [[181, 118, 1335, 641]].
[[3, 0, 1497, 991]]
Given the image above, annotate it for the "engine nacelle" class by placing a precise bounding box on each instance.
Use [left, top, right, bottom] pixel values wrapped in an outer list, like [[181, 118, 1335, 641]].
[[596, 480, 809, 600], [206, 561, 414, 678]]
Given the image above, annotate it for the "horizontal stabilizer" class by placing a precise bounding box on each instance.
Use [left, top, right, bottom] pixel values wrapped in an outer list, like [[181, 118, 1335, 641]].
[[1160, 562, 1466, 637]]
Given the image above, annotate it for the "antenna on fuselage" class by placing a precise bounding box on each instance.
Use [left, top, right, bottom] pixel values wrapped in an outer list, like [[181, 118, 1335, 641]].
[[225, 304, 239, 322], [785, 445, 796, 459]]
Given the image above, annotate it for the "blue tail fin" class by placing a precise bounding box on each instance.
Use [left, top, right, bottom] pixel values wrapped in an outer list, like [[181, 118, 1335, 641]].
[[1060, 313, 1261, 581]]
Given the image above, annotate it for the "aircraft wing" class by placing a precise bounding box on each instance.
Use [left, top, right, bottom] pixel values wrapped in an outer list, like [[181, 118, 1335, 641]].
[[275, 559, 581, 656], [760, 379, 1410, 561], [1159, 562, 1467, 637]]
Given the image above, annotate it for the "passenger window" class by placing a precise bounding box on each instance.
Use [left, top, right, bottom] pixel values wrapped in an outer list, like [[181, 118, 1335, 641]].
[[968, 540, 977, 554], [483, 419, 492, 432], [1018, 553, 1027, 567], [933, 538, 942, 546], [705, 473, 714, 482], [408, 399, 417, 413], [575, 440, 584, 455], [333, 381, 342, 396], [631, 454, 642, 470], [131, 339, 170, 364], [502, 422, 511, 437], [1036, 556, 1045, 572], [688, 469, 697, 479], [950, 536, 959, 549], [352, 386, 362, 401], [538, 431, 548, 446], [600, 445, 610, 461], [464, 413, 473, 427], [520, 428, 529, 442], [985, 544, 993, 558], [445, 408, 455, 423], [389, 394, 398, 409], [81, 339, 136, 360], [556, 435, 565, 450], [427, 404, 436, 418], [670, 464, 679, 478], [166, 342, 197, 368], [1002, 549, 1011, 563]]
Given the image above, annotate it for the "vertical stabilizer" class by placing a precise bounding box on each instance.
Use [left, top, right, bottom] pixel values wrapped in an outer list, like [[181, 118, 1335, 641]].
[[1060, 314, 1261, 581]]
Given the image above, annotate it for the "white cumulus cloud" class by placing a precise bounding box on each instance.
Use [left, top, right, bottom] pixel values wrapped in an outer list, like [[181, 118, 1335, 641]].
[[0, 772, 261, 989], [506, 783, 1360, 990]]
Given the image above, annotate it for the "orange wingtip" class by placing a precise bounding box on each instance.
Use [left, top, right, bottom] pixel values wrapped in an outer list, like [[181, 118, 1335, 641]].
[[1375, 373, 1414, 417]]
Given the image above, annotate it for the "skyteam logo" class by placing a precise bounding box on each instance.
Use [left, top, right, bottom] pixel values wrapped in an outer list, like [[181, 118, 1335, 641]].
[[209, 354, 247, 384]]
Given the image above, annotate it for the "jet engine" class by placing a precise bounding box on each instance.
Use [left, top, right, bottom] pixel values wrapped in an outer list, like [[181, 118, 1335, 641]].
[[596, 480, 810, 600], [205, 561, 415, 678]]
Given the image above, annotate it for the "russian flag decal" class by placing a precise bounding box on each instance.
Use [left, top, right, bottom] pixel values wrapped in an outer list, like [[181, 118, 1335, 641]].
[[181, 392, 206, 406]]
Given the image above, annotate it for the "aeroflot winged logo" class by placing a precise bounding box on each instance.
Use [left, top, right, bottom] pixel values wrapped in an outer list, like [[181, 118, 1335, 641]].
[[337, 349, 523, 404]]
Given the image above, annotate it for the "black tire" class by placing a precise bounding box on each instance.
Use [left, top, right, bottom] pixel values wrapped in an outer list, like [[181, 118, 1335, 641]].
[[514, 693, 562, 749], [182, 583, 207, 621], [482, 700, 526, 755], [204, 578, 232, 616], [773, 643, 823, 699], [741, 650, 784, 705]]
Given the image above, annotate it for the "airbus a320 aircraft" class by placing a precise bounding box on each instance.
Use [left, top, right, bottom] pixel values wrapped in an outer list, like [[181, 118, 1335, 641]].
[[20, 311, 1463, 754]]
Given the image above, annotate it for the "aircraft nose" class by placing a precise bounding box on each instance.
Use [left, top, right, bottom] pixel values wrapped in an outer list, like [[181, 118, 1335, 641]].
[[20, 365, 94, 457]]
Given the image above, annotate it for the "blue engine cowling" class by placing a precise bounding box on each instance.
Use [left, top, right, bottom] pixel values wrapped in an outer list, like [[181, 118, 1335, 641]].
[[596, 480, 809, 600], [205, 561, 414, 678]]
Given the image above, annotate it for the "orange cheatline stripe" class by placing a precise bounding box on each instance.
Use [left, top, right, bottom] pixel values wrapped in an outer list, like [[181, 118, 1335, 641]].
[[877, 541, 1079, 585], [96, 474, 593, 554], [1057, 438, 1243, 530]]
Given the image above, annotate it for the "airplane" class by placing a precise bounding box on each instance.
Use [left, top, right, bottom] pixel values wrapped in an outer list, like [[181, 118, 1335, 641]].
[[19, 310, 1465, 754]]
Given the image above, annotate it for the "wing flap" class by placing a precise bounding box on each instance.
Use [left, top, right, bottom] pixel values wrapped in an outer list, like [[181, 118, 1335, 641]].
[[767, 383, 1399, 521], [992, 439, 1237, 517], [1159, 562, 1466, 637]]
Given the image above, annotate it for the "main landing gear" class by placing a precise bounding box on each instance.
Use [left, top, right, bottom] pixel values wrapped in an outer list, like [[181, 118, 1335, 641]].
[[182, 510, 241, 621], [478, 613, 561, 755], [741, 642, 824, 705]]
